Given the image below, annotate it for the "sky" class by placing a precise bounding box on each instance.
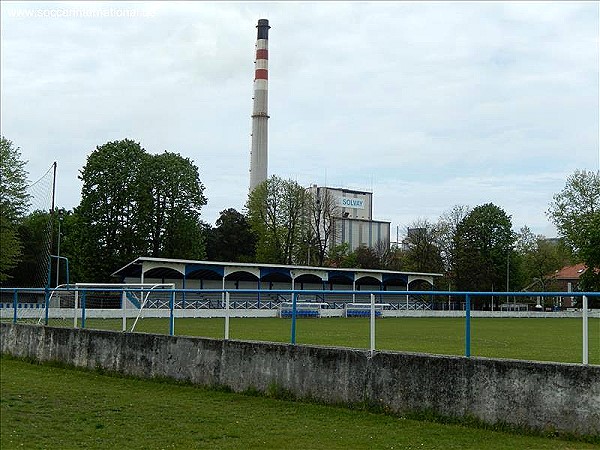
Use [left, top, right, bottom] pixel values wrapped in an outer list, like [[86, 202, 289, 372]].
[[1, 1, 599, 240]]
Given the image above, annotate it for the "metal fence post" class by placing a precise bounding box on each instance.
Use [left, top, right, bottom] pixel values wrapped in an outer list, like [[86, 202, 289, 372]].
[[81, 291, 86, 329], [44, 286, 50, 325], [465, 294, 471, 357], [291, 292, 297, 344], [74, 289, 79, 329], [169, 289, 175, 336], [582, 295, 588, 365], [370, 293, 375, 356], [121, 290, 126, 332], [224, 291, 230, 340], [12, 289, 18, 324]]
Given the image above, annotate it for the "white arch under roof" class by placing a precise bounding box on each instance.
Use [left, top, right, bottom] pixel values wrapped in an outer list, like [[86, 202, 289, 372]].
[[290, 269, 328, 281], [224, 266, 261, 279], [355, 272, 383, 283]]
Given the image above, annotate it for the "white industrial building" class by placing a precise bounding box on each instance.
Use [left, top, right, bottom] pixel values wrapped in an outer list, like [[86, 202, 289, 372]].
[[307, 185, 390, 253]]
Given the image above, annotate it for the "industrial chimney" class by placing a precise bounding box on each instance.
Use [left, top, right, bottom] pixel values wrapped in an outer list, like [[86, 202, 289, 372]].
[[249, 19, 270, 193]]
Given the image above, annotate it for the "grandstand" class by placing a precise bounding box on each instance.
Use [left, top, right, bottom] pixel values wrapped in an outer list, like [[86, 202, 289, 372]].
[[112, 257, 442, 313]]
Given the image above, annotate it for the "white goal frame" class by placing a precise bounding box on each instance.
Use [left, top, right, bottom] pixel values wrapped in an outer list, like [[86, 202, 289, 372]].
[[38, 283, 175, 330]]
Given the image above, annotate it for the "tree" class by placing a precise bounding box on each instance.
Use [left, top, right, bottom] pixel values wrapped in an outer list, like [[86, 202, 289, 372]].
[[75, 139, 208, 282], [513, 226, 570, 291], [436, 205, 471, 287], [453, 203, 515, 296], [352, 245, 380, 269], [9, 210, 52, 287], [324, 243, 351, 268], [75, 139, 148, 281], [401, 219, 444, 274], [206, 208, 256, 262], [547, 170, 600, 290], [380, 245, 406, 271], [246, 176, 308, 265], [0, 136, 30, 282], [142, 151, 207, 259], [306, 187, 340, 266]]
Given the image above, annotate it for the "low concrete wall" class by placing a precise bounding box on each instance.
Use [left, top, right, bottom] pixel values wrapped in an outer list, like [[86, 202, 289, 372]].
[[1, 323, 598, 436]]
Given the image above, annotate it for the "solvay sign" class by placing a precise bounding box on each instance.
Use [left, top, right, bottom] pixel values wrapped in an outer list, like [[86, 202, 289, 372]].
[[340, 197, 365, 209]]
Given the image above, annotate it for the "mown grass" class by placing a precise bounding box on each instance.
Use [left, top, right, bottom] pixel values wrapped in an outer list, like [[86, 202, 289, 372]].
[[1, 356, 597, 449], [71, 317, 600, 365]]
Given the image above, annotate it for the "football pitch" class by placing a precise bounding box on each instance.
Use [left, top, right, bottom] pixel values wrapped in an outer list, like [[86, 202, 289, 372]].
[[1, 357, 598, 449], [69, 317, 600, 365]]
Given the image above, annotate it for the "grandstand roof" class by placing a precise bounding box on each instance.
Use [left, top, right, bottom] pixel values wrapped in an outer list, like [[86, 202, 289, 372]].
[[112, 257, 443, 286]]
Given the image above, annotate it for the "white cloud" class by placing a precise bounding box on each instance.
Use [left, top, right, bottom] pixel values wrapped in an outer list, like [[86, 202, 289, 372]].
[[1, 1, 597, 239]]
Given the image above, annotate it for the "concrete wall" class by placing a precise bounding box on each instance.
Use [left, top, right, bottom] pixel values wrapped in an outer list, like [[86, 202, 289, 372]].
[[1, 323, 598, 437]]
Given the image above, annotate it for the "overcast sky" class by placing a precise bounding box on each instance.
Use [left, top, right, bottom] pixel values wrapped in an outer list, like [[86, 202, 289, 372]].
[[2, 1, 599, 239]]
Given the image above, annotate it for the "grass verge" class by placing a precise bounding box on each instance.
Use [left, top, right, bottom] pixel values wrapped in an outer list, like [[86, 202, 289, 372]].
[[1, 356, 597, 449]]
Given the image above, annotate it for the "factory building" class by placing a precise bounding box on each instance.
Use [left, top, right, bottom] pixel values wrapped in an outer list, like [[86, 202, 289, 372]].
[[307, 185, 390, 253]]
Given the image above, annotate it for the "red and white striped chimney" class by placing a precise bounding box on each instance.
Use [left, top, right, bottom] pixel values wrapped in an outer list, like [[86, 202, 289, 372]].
[[249, 19, 270, 193]]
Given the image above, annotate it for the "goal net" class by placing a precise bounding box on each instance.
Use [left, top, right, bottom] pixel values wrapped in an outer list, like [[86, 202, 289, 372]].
[[344, 303, 388, 318], [32, 283, 174, 332], [278, 302, 328, 318]]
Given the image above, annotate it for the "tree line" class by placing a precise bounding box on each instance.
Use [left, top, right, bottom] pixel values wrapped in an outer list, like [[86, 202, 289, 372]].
[[1, 136, 599, 294]]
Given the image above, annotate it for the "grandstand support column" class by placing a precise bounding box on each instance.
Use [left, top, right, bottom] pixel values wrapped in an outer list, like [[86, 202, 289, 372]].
[[352, 279, 356, 303]]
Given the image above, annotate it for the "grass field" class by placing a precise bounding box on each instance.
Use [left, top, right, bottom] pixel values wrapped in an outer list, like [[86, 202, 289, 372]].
[[1, 356, 598, 449], [62, 317, 600, 365]]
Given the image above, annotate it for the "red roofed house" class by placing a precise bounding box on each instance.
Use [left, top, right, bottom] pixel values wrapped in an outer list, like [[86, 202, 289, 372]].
[[550, 263, 587, 308]]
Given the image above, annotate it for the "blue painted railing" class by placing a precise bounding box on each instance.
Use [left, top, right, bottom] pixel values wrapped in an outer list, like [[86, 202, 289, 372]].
[[1, 287, 598, 364]]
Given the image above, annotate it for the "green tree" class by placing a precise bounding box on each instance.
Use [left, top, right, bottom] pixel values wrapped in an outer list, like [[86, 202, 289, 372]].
[[401, 219, 444, 274], [0, 136, 30, 282], [380, 245, 406, 271], [75, 139, 148, 281], [75, 139, 208, 282], [324, 243, 352, 268], [547, 170, 600, 290], [142, 151, 207, 259], [352, 245, 380, 269], [513, 226, 570, 291], [9, 210, 52, 287], [306, 187, 340, 266], [436, 205, 471, 288], [453, 203, 515, 296], [246, 176, 308, 265], [206, 208, 256, 262]]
